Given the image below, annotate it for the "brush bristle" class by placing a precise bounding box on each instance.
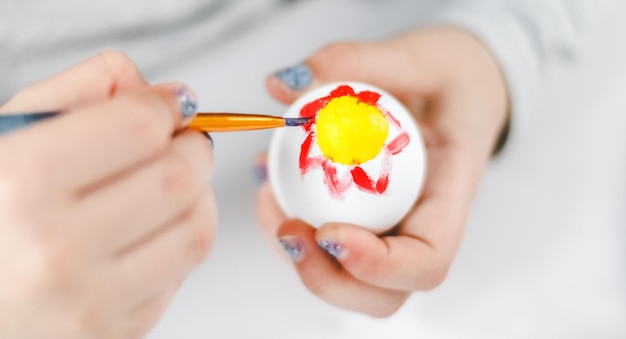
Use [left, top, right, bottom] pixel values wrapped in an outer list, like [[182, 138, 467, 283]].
[[284, 116, 313, 126]]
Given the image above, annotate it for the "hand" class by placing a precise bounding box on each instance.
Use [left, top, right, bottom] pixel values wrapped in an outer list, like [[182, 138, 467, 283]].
[[0, 51, 216, 338], [256, 27, 509, 317]]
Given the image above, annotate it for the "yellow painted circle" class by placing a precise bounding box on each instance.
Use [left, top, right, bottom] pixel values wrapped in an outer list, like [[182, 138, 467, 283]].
[[315, 96, 389, 165]]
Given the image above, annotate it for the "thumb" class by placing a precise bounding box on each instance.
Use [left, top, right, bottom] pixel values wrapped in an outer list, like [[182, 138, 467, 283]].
[[266, 40, 439, 106]]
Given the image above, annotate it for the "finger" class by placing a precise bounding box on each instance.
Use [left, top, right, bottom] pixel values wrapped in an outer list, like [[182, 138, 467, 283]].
[[253, 152, 293, 259], [267, 39, 441, 107], [113, 187, 217, 304], [256, 182, 287, 235], [315, 147, 477, 291], [277, 219, 409, 318], [78, 131, 213, 252], [0, 82, 198, 192], [0, 50, 147, 113], [254, 153, 287, 235], [396, 145, 478, 283], [256, 181, 292, 260], [315, 223, 442, 291]]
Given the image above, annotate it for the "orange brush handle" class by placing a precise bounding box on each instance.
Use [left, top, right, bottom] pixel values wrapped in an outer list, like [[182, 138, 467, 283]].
[[187, 113, 285, 132]]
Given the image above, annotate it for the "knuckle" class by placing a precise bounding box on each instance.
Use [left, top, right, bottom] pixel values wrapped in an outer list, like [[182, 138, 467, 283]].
[[319, 41, 359, 60], [25, 242, 76, 293], [161, 151, 197, 199], [41, 244, 77, 281], [189, 219, 214, 262], [0, 169, 48, 218], [314, 42, 362, 75], [419, 264, 449, 290], [187, 191, 218, 263], [98, 50, 140, 77], [99, 49, 132, 64]]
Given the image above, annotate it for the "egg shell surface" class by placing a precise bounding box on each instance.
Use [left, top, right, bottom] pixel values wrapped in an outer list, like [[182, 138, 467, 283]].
[[268, 82, 426, 233]]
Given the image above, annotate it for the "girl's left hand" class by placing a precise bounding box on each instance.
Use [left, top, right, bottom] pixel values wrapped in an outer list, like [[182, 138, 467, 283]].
[[255, 27, 509, 317]]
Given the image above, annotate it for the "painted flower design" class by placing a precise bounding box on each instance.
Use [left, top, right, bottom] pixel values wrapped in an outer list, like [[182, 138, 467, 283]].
[[298, 85, 410, 198]]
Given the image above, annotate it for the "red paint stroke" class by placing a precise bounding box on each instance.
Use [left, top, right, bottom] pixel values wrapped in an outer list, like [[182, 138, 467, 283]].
[[299, 98, 329, 132], [386, 132, 410, 155], [299, 132, 315, 173], [297, 84, 412, 198], [330, 85, 355, 97], [299, 132, 325, 176], [355, 90, 381, 106], [322, 161, 353, 196], [384, 109, 401, 129], [350, 165, 389, 194]]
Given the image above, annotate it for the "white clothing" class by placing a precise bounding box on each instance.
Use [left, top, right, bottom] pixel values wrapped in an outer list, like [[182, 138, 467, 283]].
[[0, 0, 586, 116]]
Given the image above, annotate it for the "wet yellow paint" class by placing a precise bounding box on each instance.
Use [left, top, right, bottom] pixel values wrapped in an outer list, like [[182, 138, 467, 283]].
[[315, 96, 388, 165]]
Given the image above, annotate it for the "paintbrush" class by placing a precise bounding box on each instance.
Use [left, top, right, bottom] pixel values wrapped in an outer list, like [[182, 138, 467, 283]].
[[0, 111, 312, 136], [187, 112, 311, 132]]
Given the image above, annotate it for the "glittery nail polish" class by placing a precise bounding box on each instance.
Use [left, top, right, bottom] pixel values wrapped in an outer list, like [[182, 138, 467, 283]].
[[318, 239, 344, 258], [202, 132, 214, 149], [177, 85, 198, 118], [253, 163, 267, 185], [279, 236, 305, 262], [273, 64, 312, 91]]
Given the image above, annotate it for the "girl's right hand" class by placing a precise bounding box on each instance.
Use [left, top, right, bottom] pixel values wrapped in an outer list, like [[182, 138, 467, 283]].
[[0, 51, 217, 339]]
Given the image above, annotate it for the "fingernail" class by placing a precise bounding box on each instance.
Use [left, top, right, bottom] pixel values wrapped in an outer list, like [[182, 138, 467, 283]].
[[202, 132, 214, 149], [253, 162, 267, 186], [273, 64, 312, 91], [279, 236, 305, 262], [177, 85, 198, 118], [318, 239, 344, 258]]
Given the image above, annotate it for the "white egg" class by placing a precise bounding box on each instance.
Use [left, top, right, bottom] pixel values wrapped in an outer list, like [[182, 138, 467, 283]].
[[268, 82, 426, 234]]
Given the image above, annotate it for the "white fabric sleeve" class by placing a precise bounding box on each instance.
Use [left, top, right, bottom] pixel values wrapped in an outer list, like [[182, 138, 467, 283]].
[[429, 0, 588, 119]]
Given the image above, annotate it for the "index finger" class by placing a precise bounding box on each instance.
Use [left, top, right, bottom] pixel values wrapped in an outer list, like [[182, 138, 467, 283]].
[[0, 50, 148, 113], [0, 83, 197, 192]]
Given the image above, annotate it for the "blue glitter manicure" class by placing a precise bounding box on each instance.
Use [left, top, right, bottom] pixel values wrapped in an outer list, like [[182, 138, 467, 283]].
[[177, 86, 198, 118], [253, 163, 267, 185], [279, 236, 305, 262], [202, 132, 214, 149], [318, 240, 344, 258], [273, 64, 313, 91]]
